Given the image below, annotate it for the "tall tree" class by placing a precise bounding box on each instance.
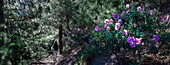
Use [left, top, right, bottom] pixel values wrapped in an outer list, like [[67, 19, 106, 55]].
[[0, 0, 4, 64]]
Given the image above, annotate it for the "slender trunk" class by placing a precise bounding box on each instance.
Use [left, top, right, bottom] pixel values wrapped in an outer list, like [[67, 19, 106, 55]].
[[59, 24, 63, 54], [0, 0, 4, 30], [0, 0, 5, 45]]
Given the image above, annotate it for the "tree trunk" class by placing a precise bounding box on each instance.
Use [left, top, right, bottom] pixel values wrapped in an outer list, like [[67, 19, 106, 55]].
[[0, 0, 4, 30], [59, 24, 63, 54], [0, 0, 5, 45]]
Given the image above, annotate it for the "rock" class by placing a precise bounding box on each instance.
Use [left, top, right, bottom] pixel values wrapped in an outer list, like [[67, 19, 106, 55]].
[[90, 54, 117, 65]]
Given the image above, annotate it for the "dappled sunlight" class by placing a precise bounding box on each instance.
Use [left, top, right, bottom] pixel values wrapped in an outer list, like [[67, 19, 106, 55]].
[[1, 0, 170, 65]]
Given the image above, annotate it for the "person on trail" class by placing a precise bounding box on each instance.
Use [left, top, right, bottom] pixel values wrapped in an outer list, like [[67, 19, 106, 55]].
[[51, 38, 58, 61]]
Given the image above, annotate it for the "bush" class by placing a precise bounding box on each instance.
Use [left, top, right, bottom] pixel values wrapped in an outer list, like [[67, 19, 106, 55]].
[[75, 2, 169, 64], [0, 34, 32, 65]]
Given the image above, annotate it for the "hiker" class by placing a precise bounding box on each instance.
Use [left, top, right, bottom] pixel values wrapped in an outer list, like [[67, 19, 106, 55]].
[[51, 38, 58, 61]]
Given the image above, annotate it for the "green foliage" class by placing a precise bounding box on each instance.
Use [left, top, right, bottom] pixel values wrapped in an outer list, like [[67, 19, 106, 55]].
[[0, 35, 31, 65], [1, 0, 55, 64]]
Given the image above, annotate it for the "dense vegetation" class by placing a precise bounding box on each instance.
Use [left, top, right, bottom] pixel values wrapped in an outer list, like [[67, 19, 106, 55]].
[[0, 0, 169, 65]]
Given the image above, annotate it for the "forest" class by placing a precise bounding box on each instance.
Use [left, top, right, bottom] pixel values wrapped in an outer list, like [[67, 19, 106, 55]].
[[0, 0, 170, 65]]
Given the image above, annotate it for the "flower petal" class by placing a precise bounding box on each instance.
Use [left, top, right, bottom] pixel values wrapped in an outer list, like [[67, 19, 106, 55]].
[[95, 26, 101, 32], [123, 29, 128, 36], [109, 19, 113, 24], [130, 42, 135, 48], [115, 23, 121, 30]]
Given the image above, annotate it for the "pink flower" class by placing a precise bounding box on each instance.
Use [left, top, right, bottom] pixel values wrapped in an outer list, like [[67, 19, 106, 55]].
[[149, 10, 154, 15], [109, 19, 113, 24], [137, 6, 142, 12], [77, 28, 80, 32], [156, 29, 160, 34], [106, 26, 110, 31], [123, 29, 128, 36], [135, 38, 142, 44], [126, 4, 130, 9], [104, 19, 109, 24], [115, 23, 121, 30], [118, 19, 122, 23], [72, 34, 74, 36]]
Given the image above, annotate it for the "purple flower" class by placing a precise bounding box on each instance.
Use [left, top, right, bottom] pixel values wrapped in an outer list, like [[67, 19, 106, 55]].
[[115, 23, 121, 30], [127, 36, 135, 44], [127, 36, 136, 48], [104, 23, 108, 28], [123, 29, 127, 36], [118, 19, 122, 23], [95, 26, 101, 32], [104, 23, 110, 31], [137, 6, 142, 12], [154, 35, 160, 41], [126, 4, 130, 9], [109, 19, 113, 24], [112, 13, 117, 18], [117, 16, 120, 19], [130, 42, 135, 48], [149, 10, 154, 15]]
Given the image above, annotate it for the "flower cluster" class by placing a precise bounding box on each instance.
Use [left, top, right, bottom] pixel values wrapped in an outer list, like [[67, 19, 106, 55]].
[[94, 4, 163, 48], [126, 36, 142, 48]]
